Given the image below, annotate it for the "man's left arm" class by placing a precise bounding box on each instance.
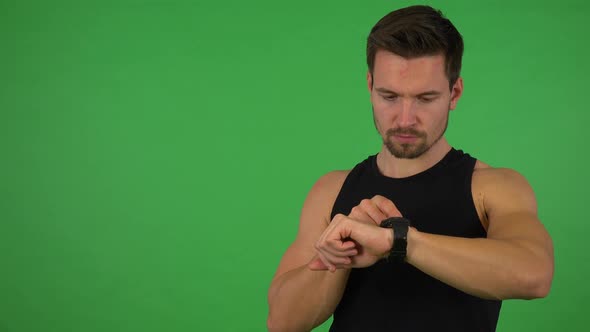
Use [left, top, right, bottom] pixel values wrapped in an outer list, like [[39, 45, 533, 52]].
[[406, 168, 554, 300]]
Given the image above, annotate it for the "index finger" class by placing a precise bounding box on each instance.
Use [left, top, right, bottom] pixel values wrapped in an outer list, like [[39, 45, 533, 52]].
[[371, 195, 402, 219]]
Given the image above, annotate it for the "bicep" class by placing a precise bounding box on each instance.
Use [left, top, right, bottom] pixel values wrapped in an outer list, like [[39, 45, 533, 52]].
[[484, 169, 553, 254]]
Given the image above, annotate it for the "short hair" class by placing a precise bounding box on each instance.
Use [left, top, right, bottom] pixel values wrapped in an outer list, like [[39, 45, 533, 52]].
[[366, 5, 464, 90]]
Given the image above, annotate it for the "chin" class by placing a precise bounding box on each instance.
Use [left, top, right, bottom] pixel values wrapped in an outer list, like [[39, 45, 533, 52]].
[[386, 141, 430, 159]]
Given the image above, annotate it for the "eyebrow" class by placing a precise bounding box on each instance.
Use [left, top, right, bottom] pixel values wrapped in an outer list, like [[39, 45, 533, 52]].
[[375, 87, 441, 97]]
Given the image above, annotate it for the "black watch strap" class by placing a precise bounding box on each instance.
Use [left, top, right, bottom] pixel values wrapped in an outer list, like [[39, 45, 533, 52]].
[[380, 217, 411, 262]]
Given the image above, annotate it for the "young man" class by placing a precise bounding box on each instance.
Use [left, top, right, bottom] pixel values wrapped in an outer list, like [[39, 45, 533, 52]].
[[267, 5, 554, 332]]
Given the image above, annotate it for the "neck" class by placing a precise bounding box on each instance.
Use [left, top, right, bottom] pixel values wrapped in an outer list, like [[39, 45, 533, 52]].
[[376, 138, 452, 178]]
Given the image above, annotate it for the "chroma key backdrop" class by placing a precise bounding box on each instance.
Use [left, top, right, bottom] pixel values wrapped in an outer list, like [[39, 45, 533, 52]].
[[1, 0, 588, 331]]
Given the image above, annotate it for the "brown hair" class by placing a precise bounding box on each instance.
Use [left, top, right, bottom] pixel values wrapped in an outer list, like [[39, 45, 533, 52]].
[[366, 5, 464, 89]]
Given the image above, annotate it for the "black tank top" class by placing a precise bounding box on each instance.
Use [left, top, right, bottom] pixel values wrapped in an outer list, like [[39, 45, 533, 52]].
[[329, 148, 502, 332]]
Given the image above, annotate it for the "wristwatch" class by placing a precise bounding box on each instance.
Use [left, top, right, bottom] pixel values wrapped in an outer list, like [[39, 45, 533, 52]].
[[380, 217, 411, 262]]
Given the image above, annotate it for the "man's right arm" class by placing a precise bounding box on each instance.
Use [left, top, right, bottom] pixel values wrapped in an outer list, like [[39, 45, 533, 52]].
[[267, 171, 350, 332]]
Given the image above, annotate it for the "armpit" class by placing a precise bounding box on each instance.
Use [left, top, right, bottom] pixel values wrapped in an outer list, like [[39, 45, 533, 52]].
[[472, 161, 493, 232]]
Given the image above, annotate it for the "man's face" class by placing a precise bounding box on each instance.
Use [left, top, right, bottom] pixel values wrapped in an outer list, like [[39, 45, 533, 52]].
[[368, 50, 463, 159]]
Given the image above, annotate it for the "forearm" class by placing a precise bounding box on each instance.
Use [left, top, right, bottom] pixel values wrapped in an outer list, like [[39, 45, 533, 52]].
[[406, 228, 553, 300], [267, 264, 350, 332]]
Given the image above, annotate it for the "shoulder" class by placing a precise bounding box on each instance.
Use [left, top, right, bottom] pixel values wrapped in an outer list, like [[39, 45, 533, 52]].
[[473, 161, 534, 194], [310, 170, 351, 192], [304, 171, 350, 217], [300, 170, 351, 226], [472, 160, 537, 226]]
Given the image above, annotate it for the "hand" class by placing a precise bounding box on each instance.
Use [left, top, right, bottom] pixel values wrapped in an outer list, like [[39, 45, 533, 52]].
[[309, 195, 402, 271], [309, 214, 392, 271], [348, 195, 402, 226]]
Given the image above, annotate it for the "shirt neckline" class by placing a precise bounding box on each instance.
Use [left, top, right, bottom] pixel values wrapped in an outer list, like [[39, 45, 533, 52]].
[[369, 148, 459, 182]]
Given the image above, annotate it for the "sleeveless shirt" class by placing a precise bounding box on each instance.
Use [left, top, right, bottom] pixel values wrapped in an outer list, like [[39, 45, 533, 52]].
[[328, 148, 502, 332]]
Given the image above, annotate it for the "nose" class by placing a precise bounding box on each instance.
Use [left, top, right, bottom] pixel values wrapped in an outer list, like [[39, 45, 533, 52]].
[[397, 99, 417, 127]]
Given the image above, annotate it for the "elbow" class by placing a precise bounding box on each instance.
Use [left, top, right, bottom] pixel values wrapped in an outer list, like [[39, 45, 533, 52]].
[[267, 296, 295, 332], [518, 262, 554, 299], [267, 318, 299, 332], [267, 314, 281, 332], [267, 315, 279, 332], [267, 290, 300, 332], [266, 312, 291, 332], [529, 271, 553, 299], [267, 311, 313, 332]]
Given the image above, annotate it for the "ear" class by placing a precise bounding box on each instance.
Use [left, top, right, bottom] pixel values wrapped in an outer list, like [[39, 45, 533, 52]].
[[367, 71, 373, 92], [449, 77, 464, 110]]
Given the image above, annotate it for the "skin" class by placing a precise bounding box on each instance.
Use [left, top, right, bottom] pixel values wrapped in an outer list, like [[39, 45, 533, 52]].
[[267, 50, 554, 332]]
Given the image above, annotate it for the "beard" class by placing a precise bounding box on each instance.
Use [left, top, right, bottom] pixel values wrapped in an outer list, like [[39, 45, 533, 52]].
[[383, 127, 429, 159], [374, 107, 450, 159]]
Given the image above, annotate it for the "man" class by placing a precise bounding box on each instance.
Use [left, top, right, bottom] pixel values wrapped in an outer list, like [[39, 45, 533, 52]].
[[267, 5, 554, 332]]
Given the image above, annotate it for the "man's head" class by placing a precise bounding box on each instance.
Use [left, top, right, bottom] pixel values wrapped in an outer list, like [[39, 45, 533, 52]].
[[367, 5, 463, 91], [366, 5, 464, 159]]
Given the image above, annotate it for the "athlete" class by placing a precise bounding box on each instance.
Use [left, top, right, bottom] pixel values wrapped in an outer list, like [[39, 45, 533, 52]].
[[267, 5, 554, 332]]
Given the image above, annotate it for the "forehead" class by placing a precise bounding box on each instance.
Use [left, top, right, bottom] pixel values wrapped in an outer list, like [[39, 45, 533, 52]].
[[372, 50, 448, 91]]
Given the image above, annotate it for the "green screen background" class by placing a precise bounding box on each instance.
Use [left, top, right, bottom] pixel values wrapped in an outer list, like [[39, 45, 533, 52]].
[[1, 0, 588, 331]]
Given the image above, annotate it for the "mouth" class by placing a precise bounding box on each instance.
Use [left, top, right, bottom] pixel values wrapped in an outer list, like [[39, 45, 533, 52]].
[[393, 134, 418, 143]]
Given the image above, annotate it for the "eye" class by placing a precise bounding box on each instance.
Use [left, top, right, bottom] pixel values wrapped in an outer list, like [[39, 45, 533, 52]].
[[382, 95, 398, 101], [417, 96, 435, 103]]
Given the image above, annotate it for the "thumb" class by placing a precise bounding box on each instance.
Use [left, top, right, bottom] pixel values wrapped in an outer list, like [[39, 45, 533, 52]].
[[308, 257, 329, 271]]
